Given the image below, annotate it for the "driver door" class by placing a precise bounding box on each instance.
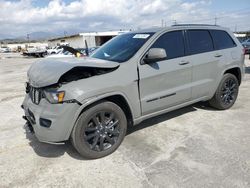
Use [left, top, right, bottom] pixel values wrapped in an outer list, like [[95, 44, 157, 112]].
[[138, 30, 192, 115]]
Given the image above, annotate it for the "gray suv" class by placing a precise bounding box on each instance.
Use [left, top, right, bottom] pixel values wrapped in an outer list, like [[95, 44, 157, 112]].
[[22, 25, 245, 158]]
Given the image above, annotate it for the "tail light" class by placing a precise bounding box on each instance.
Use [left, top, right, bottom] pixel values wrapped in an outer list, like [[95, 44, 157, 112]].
[[243, 48, 246, 55]]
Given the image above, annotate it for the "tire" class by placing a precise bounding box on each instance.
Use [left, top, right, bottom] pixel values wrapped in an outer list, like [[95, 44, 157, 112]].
[[71, 101, 127, 159], [209, 73, 239, 110]]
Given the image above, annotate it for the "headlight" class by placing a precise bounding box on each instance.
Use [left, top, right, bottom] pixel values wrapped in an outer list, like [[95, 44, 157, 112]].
[[44, 90, 65, 104]]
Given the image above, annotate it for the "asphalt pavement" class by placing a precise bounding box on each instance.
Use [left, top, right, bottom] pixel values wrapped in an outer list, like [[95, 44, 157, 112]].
[[0, 53, 250, 188]]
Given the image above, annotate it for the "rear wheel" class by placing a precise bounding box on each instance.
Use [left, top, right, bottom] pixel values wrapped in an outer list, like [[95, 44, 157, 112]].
[[209, 73, 239, 110], [71, 101, 127, 159]]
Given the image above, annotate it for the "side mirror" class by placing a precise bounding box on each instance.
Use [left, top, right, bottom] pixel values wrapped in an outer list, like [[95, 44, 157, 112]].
[[143, 48, 167, 64]]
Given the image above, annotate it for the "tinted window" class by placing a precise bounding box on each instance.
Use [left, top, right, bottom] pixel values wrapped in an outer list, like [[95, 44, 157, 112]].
[[210, 30, 236, 50], [187, 30, 213, 54], [91, 33, 154, 63], [151, 31, 185, 59]]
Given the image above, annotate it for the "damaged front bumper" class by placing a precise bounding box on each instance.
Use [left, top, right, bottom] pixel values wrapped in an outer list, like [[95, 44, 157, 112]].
[[22, 94, 80, 143]]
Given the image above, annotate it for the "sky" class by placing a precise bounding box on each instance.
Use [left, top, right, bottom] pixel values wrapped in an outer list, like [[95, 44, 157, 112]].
[[0, 0, 249, 38]]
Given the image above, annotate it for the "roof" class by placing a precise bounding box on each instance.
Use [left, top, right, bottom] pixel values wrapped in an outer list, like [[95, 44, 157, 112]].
[[130, 24, 226, 34], [172, 24, 219, 27], [131, 27, 166, 33], [48, 34, 81, 42], [79, 30, 129, 36]]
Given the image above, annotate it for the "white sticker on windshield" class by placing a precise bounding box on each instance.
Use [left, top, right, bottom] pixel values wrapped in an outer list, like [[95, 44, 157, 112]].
[[133, 34, 150, 39]]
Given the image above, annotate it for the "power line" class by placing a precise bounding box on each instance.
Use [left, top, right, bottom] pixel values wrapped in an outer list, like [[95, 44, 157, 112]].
[[176, 7, 250, 24], [218, 7, 250, 14], [166, 7, 250, 29]]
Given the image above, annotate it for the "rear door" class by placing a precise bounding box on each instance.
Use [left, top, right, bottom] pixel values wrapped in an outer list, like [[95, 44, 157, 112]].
[[139, 30, 192, 115], [210, 29, 238, 66], [185, 29, 223, 99]]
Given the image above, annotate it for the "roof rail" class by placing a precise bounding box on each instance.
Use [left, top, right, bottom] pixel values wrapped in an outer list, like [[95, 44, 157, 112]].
[[172, 24, 219, 27]]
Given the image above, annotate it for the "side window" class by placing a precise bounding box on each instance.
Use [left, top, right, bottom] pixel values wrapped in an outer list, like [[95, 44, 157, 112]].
[[151, 31, 185, 59], [210, 30, 236, 50], [187, 30, 213, 55]]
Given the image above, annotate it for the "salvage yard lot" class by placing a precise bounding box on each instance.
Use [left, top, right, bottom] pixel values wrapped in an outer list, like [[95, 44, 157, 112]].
[[0, 53, 250, 187]]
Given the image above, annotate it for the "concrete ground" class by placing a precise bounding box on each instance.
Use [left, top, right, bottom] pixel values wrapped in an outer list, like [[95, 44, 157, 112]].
[[0, 53, 250, 188]]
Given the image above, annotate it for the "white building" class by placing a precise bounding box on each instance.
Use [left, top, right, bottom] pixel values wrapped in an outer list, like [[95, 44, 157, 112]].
[[48, 30, 129, 48]]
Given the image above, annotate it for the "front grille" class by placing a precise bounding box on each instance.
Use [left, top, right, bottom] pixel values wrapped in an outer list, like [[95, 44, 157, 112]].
[[27, 84, 42, 105]]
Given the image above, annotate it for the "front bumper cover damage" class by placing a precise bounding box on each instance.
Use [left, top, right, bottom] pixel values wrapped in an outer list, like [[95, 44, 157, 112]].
[[21, 94, 80, 144]]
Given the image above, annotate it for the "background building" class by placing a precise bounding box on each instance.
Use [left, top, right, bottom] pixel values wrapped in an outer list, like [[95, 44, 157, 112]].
[[48, 30, 129, 48]]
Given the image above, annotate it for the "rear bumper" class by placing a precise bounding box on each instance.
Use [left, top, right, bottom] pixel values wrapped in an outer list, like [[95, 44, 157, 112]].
[[22, 94, 80, 143]]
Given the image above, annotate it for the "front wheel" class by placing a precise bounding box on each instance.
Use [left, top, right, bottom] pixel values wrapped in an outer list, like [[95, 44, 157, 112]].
[[71, 101, 127, 159], [209, 73, 239, 110]]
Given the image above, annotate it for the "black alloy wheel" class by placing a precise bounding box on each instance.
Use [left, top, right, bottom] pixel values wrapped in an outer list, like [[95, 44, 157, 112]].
[[209, 73, 239, 110], [84, 111, 120, 152], [71, 101, 127, 159], [220, 78, 237, 106]]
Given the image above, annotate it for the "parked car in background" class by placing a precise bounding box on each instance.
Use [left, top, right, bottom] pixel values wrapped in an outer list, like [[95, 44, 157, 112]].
[[89, 47, 100, 54], [45, 51, 75, 58], [75, 48, 88, 56], [241, 38, 250, 46], [0, 46, 11, 53], [47, 46, 63, 54], [23, 46, 47, 58], [46, 46, 82, 58], [22, 25, 244, 159], [241, 39, 250, 55], [76, 47, 99, 56], [245, 46, 250, 55]]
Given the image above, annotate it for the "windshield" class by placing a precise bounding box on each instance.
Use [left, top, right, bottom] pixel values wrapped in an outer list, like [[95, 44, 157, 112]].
[[91, 33, 154, 63]]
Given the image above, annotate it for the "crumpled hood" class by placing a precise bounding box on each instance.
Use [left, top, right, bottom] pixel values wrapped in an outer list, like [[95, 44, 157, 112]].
[[28, 57, 119, 88]]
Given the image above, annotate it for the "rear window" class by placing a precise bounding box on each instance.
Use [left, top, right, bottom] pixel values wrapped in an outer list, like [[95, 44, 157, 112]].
[[210, 30, 236, 50], [187, 30, 213, 55]]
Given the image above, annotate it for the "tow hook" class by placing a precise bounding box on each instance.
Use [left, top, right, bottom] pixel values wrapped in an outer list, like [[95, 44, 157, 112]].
[[26, 122, 34, 133], [23, 118, 34, 133]]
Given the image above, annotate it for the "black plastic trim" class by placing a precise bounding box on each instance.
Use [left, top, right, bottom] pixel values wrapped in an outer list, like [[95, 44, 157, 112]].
[[146, 93, 176, 103]]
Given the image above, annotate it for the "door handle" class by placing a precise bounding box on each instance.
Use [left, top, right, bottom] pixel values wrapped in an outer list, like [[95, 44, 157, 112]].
[[214, 54, 222, 57], [179, 61, 190, 65]]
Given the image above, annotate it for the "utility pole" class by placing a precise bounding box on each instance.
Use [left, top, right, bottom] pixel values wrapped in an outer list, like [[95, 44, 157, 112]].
[[214, 16, 217, 25], [161, 19, 164, 27], [234, 24, 237, 32], [27, 34, 30, 50]]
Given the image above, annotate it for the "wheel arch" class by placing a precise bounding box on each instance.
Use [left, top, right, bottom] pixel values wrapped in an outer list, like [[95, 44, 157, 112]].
[[66, 92, 134, 140], [223, 66, 242, 85]]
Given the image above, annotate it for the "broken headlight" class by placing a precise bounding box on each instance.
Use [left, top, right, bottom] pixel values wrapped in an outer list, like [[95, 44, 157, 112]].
[[43, 90, 65, 104]]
